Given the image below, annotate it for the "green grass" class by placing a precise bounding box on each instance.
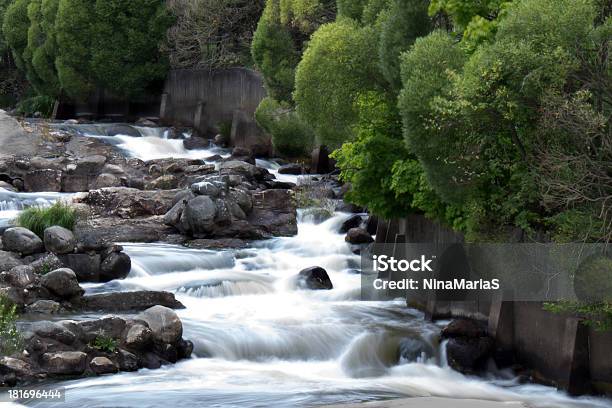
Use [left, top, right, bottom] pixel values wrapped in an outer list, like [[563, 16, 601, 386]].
[[16, 202, 76, 238], [0, 295, 23, 356]]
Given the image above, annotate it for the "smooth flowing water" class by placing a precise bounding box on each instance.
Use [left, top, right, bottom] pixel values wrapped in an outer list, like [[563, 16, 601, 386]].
[[0, 189, 73, 229], [9, 125, 612, 407]]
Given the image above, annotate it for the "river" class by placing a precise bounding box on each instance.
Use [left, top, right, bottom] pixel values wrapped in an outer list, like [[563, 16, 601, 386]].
[[6, 125, 611, 408]]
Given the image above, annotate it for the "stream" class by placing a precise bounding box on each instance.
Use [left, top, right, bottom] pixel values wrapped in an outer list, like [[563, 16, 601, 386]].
[[6, 125, 612, 408]]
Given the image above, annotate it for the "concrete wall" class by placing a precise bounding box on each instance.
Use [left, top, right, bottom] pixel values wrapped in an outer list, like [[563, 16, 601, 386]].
[[376, 214, 612, 396]]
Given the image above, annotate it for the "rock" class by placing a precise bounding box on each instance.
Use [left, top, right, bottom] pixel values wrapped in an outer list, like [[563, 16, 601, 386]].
[[99, 252, 131, 282], [441, 319, 487, 339], [229, 189, 252, 213], [180, 195, 216, 235], [297, 266, 333, 290], [0, 180, 16, 192], [311, 146, 335, 174], [24, 169, 62, 192], [163, 200, 186, 226], [0, 250, 23, 272], [106, 124, 140, 137], [345, 227, 374, 245], [248, 189, 297, 237], [2, 265, 35, 287], [183, 136, 209, 150], [146, 175, 179, 190], [78, 291, 184, 312], [172, 190, 196, 206], [101, 164, 125, 175], [191, 181, 221, 197], [139, 305, 183, 344], [399, 337, 435, 362], [135, 118, 158, 127], [90, 357, 118, 375], [118, 349, 138, 372], [41, 351, 87, 375], [25, 300, 62, 314], [93, 173, 122, 188], [213, 133, 227, 146], [32, 321, 76, 345], [0, 357, 32, 377], [124, 324, 152, 349], [335, 201, 364, 213], [205, 154, 223, 162], [446, 337, 494, 374], [43, 226, 76, 255], [83, 187, 178, 218], [176, 339, 194, 359], [339, 215, 363, 233], [218, 160, 267, 180], [278, 163, 304, 175], [78, 316, 127, 341], [3, 227, 44, 255], [74, 155, 107, 175], [57, 253, 100, 282], [40, 268, 83, 298]]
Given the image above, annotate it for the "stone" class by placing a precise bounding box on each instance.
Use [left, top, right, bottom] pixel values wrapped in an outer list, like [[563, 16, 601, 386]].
[[163, 200, 186, 226], [218, 160, 267, 180], [43, 226, 76, 255], [399, 337, 435, 362], [229, 189, 251, 214], [41, 352, 87, 375], [146, 175, 179, 190], [77, 291, 184, 312], [32, 321, 76, 345], [446, 337, 494, 374], [0, 357, 32, 377], [40, 268, 83, 298], [190, 181, 221, 197], [3, 265, 35, 287], [3, 227, 44, 255], [118, 349, 138, 372], [172, 190, 196, 206], [24, 169, 62, 192], [278, 163, 304, 175], [297, 266, 333, 290], [441, 319, 487, 339], [93, 173, 122, 188], [57, 253, 100, 282], [89, 357, 118, 375], [99, 252, 131, 282], [101, 164, 125, 175], [106, 124, 140, 137], [124, 324, 152, 349], [339, 215, 363, 234], [183, 136, 209, 150], [135, 118, 158, 127], [345, 228, 374, 245], [0, 180, 16, 192], [25, 300, 62, 314], [311, 146, 335, 174], [248, 189, 297, 237], [74, 155, 107, 175], [139, 305, 183, 344], [0, 250, 23, 271], [213, 133, 227, 146], [177, 339, 194, 359], [180, 195, 216, 235], [78, 316, 127, 341]]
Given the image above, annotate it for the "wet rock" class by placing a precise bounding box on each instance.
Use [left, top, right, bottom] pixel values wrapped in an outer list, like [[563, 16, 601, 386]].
[[90, 356, 118, 375], [0, 357, 33, 378], [2, 265, 35, 287], [339, 215, 363, 233], [25, 300, 62, 314], [24, 169, 62, 192], [297, 266, 333, 290], [99, 252, 131, 282], [125, 324, 152, 349], [213, 134, 227, 146], [176, 339, 194, 359], [135, 118, 158, 127], [77, 291, 184, 312], [446, 337, 494, 374], [441, 319, 487, 339], [57, 253, 100, 282], [146, 175, 179, 190], [248, 189, 297, 237], [78, 316, 127, 341], [107, 124, 140, 137], [0, 250, 23, 272], [3, 227, 44, 255], [180, 195, 216, 235], [335, 201, 364, 213], [39, 268, 83, 298], [218, 160, 268, 180], [191, 181, 221, 197], [163, 200, 186, 226], [83, 187, 178, 218], [140, 305, 183, 344], [0, 180, 16, 192], [43, 226, 76, 255], [41, 351, 87, 375], [93, 173, 122, 188], [118, 349, 138, 372], [183, 136, 209, 150], [101, 164, 125, 175], [278, 163, 304, 175], [74, 155, 107, 175], [399, 337, 435, 362], [32, 321, 77, 345], [172, 190, 196, 206], [345, 227, 374, 245]]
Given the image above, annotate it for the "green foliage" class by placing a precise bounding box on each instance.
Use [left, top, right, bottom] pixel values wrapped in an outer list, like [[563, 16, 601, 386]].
[[336, 0, 369, 20], [378, 0, 431, 90], [14, 94, 53, 116], [0, 295, 22, 356], [16, 201, 76, 238], [0, 0, 12, 55], [2, 0, 31, 71], [90, 334, 117, 353], [25, 0, 60, 96], [544, 301, 612, 332], [294, 19, 381, 148], [255, 96, 314, 157]]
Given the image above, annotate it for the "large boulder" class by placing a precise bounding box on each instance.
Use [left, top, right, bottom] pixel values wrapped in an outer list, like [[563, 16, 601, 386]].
[[3, 227, 44, 255], [345, 227, 374, 245], [93, 173, 122, 189], [90, 357, 118, 375], [139, 305, 183, 344], [446, 337, 494, 374], [180, 195, 216, 235], [31, 321, 77, 345], [106, 124, 140, 137], [1, 265, 35, 287], [77, 291, 184, 312], [124, 324, 152, 349], [278, 163, 304, 175], [339, 215, 363, 233], [41, 352, 87, 375], [297, 266, 333, 290], [99, 252, 131, 282], [441, 319, 487, 339], [40, 268, 83, 298], [74, 155, 107, 175], [0, 250, 23, 272], [24, 169, 62, 192], [43, 226, 76, 255]]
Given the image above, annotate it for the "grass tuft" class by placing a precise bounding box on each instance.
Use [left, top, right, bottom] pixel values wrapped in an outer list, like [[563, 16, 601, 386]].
[[16, 202, 76, 238]]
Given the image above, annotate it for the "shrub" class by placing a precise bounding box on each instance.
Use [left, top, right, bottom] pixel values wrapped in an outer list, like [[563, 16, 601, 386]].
[[255, 96, 314, 158], [16, 201, 76, 238], [294, 19, 382, 148], [25, 0, 60, 97], [0, 295, 22, 356], [90, 334, 117, 353], [2, 0, 30, 72], [14, 94, 53, 116]]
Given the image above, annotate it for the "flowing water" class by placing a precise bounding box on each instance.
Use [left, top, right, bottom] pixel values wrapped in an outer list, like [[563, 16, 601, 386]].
[[0, 189, 73, 229], [8, 126, 612, 407]]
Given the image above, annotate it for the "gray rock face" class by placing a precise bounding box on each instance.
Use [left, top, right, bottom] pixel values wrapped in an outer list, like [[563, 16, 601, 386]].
[[99, 252, 131, 282], [41, 352, 87, 375], [297, 266, 333, 290], [344, 227, 374, 244], [339, 215, 363, 233], [2, 265, 35, 287], [40, 268, 83, 298], [191, 181, 221, 197], [43, 226, 76, 255], [31, 321, 76, 345], [89, 356, 118, 375], [0, 357, 32, 377], [0, 250, 23, 272], [93, 173, 122, 188], [25, 300, 62, 314], [75, 155, 106, 175], [278, 163, 304, 175], [57, 253, 101, 281], [125, 324, 152, 349], [107, 125, 140, 137], [77, 291, 184, 312], [140, 305, 183, 344], [24, 169, 62, 192], [3, 227, 44, 255], [181, 195, 216, 235]]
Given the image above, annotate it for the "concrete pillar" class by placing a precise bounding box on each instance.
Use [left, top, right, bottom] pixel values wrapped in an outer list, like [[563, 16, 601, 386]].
[[159, 93, 170, 122], [488, 294, 515, 366], [194, 101, 205, 132], [559, 317, 591, 395], [374, 219, 388, 244]]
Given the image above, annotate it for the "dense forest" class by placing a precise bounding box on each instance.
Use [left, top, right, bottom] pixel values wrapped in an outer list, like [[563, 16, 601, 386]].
[[0, 0, 610, 245]]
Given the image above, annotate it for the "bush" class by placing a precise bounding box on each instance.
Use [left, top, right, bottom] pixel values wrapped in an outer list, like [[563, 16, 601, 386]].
[[294, 19, 382, 148], [0, 295, 22, 356], [14, 94, 53, 116], [25, 0, 60, 97], [255, 97, 314, 158], [90, 334, 117, 353], [16, 201, 76, 238], [2, 0, 30, 72]]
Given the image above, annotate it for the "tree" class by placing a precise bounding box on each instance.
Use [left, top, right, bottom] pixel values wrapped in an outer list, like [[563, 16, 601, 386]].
[[25, 0, 60, 96], [164, 0, 264, 70], [294, 18, 382, 148], [2, 0, 31, 72]]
